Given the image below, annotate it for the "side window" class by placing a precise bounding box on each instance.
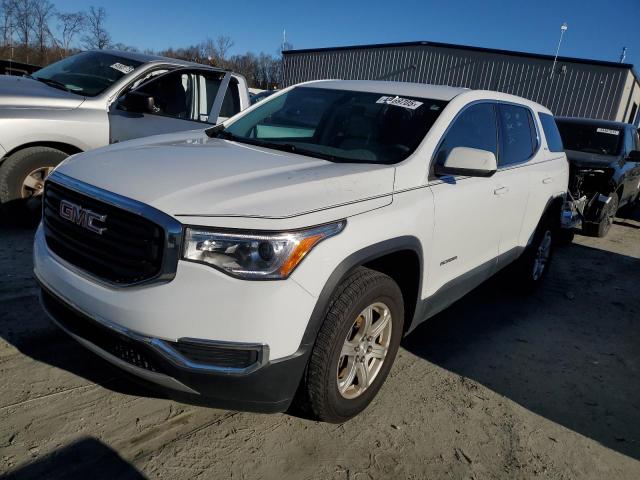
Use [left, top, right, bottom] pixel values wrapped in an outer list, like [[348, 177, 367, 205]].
[[435, 103, 498, 166], [200, 75, 223, 122], [538, 112, 564, 152], [131, 70, 225, 123], [623, 128, 635, 155], [497, 104, 536, 166], [219, 80, 241, 118], [134, 70, 194, 120]]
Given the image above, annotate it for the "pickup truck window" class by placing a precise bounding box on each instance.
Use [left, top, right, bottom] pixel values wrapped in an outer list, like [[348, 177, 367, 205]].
[[556, 121, 623, 156], [435, 102, 498, 167], [219, 79, 241, 118], [538, 113, 564, 153], [223, 87, 447, 164], [497, 104, 536, 166], [135, 70, 223, 122], [30, 51, 143, 97]]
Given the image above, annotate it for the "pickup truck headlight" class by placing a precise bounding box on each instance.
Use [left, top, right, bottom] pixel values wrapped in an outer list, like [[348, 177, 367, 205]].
[[182, 221, 346, 279]]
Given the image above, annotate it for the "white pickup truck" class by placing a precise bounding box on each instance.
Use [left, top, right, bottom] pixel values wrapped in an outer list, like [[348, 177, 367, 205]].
[[34, 80, 568, 422], [0, 50, 250, 216]]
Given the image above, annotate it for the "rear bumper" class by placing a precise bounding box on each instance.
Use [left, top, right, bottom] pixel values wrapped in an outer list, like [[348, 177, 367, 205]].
[[39, 284, 309, 413]]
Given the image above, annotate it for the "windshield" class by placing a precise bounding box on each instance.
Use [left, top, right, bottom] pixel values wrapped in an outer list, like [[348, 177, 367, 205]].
[[222, 86, 447, 164], [556, 121, 623, 156], [31, 51, 143, 97]]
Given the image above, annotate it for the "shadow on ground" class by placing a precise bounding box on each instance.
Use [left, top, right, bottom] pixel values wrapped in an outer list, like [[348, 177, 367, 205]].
[[402, 241, 640, 460], [4, 437, 146, 480]]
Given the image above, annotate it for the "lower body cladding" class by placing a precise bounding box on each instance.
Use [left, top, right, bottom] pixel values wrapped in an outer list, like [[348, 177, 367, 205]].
[[33, 226, 318, 413]]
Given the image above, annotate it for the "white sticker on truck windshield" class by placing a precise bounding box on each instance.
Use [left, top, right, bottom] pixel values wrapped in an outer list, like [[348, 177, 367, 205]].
[[110, 63, 134, 74], [376, 96, 423, 110], [596, 128, 620, 136]]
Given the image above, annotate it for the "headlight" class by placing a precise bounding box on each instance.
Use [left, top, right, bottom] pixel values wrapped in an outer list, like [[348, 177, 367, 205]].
[[182, 220, 346, 279]]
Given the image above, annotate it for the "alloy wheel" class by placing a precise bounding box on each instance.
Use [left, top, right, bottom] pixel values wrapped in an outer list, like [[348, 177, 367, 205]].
[[21, 166, 53, 198], [336, 302, 393, 399], [532, 230, 552, 281]]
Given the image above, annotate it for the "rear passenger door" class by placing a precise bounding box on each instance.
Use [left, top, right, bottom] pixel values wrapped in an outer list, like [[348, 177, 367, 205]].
[[492, 103, 537, 269]]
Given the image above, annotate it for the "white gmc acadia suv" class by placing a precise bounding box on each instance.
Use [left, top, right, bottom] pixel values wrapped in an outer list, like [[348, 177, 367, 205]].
[[34, 80, 568, 422]]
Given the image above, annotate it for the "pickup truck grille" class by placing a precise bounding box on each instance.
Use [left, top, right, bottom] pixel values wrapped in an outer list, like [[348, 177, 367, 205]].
[[43, 180, 165, 285]]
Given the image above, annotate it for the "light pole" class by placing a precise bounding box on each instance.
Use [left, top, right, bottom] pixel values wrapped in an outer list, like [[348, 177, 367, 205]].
[[550, 22, 568, 79]]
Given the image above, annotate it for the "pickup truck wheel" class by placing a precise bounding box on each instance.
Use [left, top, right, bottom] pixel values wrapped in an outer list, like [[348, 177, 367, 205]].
[[583, 192, 618, 238], [0, 147, 68, 222], [304, 267, 404, 423]]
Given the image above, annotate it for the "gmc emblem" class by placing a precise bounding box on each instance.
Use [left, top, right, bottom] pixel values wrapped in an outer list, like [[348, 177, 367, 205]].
[[59, 199, 107, 235]]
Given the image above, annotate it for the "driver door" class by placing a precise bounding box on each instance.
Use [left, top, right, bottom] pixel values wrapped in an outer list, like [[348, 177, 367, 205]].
[[108, 69, 232, 143], [425, 102, 501, 315]]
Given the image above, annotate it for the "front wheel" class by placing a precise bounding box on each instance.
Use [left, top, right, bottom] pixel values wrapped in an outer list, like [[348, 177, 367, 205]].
[[0, 146, 68, 223], [303, 267, 404, 423]]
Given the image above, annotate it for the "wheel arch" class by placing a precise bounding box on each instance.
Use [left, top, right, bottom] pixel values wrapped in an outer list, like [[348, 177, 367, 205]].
[[541, 193, 565, 229], [299, 236, 424, 351], [1, 141, 83, 165]]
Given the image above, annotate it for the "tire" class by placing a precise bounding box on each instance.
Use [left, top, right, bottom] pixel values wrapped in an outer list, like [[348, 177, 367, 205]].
[[0, 146, 68, 223], [512, 214, 555, 290], [583, 192, 618, 238], [303, 267, 404, 423]]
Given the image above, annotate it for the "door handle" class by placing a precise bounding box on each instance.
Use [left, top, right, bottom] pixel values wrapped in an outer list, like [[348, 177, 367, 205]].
[[542, 177, 553, 184], [493, 186, 509, 195]]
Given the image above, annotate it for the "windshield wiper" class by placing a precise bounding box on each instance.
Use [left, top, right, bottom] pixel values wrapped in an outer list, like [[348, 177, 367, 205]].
[[205, 125, 342, 162], [29, 76, 76, 93], [205, 123, 226, 138]]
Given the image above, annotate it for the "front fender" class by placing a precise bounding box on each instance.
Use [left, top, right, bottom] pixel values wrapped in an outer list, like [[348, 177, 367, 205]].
[[0, 107, 108, 155]]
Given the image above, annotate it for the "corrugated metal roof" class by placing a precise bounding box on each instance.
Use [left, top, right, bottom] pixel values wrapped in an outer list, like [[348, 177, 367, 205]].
[[283, 42, 635, 120], [283, 40, 637, 71]]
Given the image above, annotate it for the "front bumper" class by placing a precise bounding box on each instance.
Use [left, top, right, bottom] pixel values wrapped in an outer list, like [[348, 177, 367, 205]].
[[33, 222, 320, 412], [33, 224, 317, 360], [39, 283, 309, 412]]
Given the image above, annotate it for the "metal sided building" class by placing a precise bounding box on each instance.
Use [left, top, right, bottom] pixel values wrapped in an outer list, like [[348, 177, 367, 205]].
[[282, 41, 640, 125]]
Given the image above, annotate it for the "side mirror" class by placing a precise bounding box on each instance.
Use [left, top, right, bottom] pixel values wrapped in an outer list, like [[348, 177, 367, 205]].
[[120, 91, 155, 114], [626, 150, 640, 162], [434, 147, 497, 177]]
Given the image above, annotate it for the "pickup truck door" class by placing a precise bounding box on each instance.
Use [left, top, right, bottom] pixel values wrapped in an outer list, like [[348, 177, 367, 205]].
[[426, 102, 501, 315], [108, 69, 242, 143]]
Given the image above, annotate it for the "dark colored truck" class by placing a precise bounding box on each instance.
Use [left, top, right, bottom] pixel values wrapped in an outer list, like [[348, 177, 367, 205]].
[[557, 117, 640, 237]]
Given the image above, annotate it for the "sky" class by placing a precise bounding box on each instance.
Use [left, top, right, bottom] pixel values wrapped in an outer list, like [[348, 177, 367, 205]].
[[53, 0, 640, 67]]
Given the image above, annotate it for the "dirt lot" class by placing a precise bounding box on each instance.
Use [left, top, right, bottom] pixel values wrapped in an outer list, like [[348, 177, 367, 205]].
[[1, 210, 639, 480]]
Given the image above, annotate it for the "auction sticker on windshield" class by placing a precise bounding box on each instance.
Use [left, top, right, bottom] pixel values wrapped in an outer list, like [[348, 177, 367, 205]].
[[376, 96, 423, 110], [596, 128, 620, 135], [110, 63, 135, 74]]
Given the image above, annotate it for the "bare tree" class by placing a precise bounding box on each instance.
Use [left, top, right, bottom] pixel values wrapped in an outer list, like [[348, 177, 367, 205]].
[[1, 0, 17, 48], [82, 6, 110, 50], [215, 35, 233, 62], [56, 11, 85, 52], [13, 0, 35, 48], [33, 0, 55, 58], [112, 42, 138, 52]]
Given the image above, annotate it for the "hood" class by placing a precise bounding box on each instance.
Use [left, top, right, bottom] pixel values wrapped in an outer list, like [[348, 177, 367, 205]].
[[56, 131, 396, 218], [565, 149, 620, 168], [0, 75, 85, 109]]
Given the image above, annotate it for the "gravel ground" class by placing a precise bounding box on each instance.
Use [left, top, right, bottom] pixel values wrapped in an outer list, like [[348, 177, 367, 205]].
[[1, 208, 639, 480]]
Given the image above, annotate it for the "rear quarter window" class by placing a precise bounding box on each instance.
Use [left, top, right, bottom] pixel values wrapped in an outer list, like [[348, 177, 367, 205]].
[[538, 113, 564, 152]]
